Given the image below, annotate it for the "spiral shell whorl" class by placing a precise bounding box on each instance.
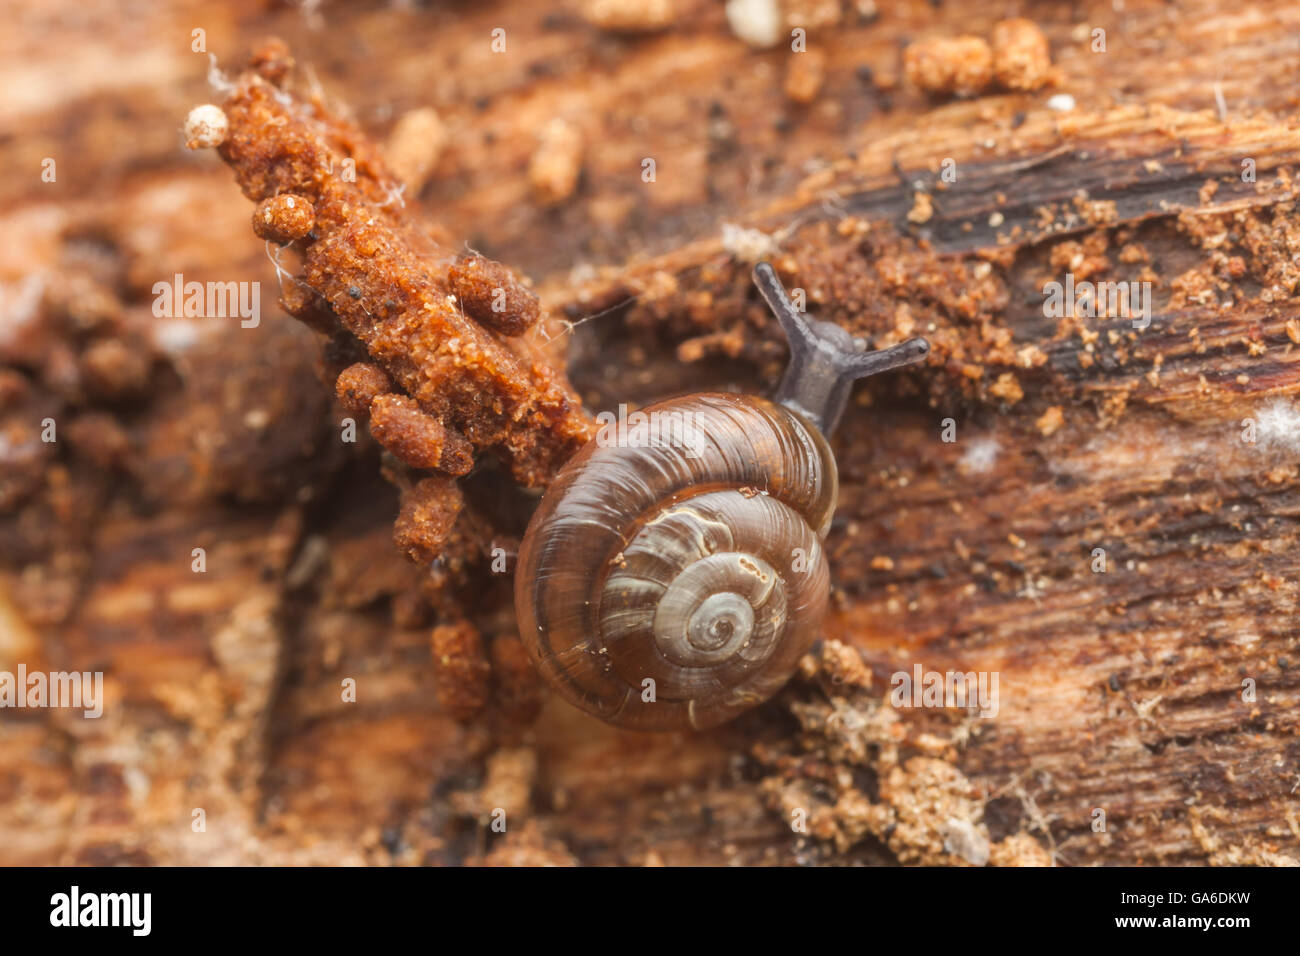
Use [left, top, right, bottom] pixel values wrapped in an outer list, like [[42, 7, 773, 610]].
[[515, 393, 835, 730]]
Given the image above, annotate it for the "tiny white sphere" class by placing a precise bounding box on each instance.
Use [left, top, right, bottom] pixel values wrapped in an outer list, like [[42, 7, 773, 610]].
[[1046, 93, 1076, 112], [185, 104, 229, 150], [725, 0, 782, 49]]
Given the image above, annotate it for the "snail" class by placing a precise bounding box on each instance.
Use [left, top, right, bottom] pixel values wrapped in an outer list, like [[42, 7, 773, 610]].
[[515, 263, 930, 730]]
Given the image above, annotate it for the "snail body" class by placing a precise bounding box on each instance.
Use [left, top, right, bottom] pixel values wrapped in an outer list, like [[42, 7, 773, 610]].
[[515, 263, 930, 731], [515, 393, 834, 730]]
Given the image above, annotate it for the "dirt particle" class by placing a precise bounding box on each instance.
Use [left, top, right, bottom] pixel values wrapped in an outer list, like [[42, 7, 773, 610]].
[[582, 0, 676, 33], [907, 191, 934, 224], [80, 339, 151, 399], [991, 19, 1052, 92], [335, 362, 393, 414], [395, 475, 465, 564], [989, 371, 1024, 404], [904, 36, 994, 97], [431, 619, 491, 720], [726, 0, 782, 49], [184, 104, 228, 149], [448, 256, 540, 337], [385, 107, 447, 196], [1035, 405, 1064, 437], [785, 49, 827, 104], [989, 831, 1052, 867], [490, 636, 543, 724], [252, 194, 315, 245], [369, 393, 473, 475], [529, 119, 584, 205]]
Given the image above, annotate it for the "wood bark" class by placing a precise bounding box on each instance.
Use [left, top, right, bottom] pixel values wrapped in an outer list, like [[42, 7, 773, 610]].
[[1, 0, 1298, 865]]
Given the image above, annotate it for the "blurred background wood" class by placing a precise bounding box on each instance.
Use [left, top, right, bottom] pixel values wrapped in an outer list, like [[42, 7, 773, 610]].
[[1, 0, 1298, 865]]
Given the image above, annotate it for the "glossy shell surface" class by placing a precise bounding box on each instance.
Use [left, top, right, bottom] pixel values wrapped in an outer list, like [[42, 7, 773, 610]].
[[515, 393, 835, 730]]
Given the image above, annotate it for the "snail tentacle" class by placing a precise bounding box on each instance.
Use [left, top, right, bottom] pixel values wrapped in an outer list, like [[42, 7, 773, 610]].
[[754, 261, 930, 434], [513, 263, 931, 732]]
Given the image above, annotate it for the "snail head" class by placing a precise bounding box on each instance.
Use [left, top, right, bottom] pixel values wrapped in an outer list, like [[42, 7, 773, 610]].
[[753, 261, 931, 436]]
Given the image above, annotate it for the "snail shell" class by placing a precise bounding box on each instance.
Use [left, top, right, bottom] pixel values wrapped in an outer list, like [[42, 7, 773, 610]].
[[515, 393, 835, 731]]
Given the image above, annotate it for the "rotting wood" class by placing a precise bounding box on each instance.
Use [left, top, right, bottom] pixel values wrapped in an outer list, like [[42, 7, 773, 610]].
[[1, 0, 1298, 866]]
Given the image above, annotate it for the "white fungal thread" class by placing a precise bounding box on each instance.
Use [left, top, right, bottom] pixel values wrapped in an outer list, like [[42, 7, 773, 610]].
[[207, 54, 235, 95]]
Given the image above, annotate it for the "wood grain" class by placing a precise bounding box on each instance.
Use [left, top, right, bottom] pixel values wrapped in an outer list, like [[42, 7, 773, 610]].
[[2, 0, 1298, 865]]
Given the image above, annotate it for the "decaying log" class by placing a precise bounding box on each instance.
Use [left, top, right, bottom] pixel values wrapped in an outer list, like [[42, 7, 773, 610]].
[[1, 0, 1298, 866]]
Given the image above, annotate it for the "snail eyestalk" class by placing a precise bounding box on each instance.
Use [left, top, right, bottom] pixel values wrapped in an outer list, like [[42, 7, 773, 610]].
[[754, 261, 930, 436]]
